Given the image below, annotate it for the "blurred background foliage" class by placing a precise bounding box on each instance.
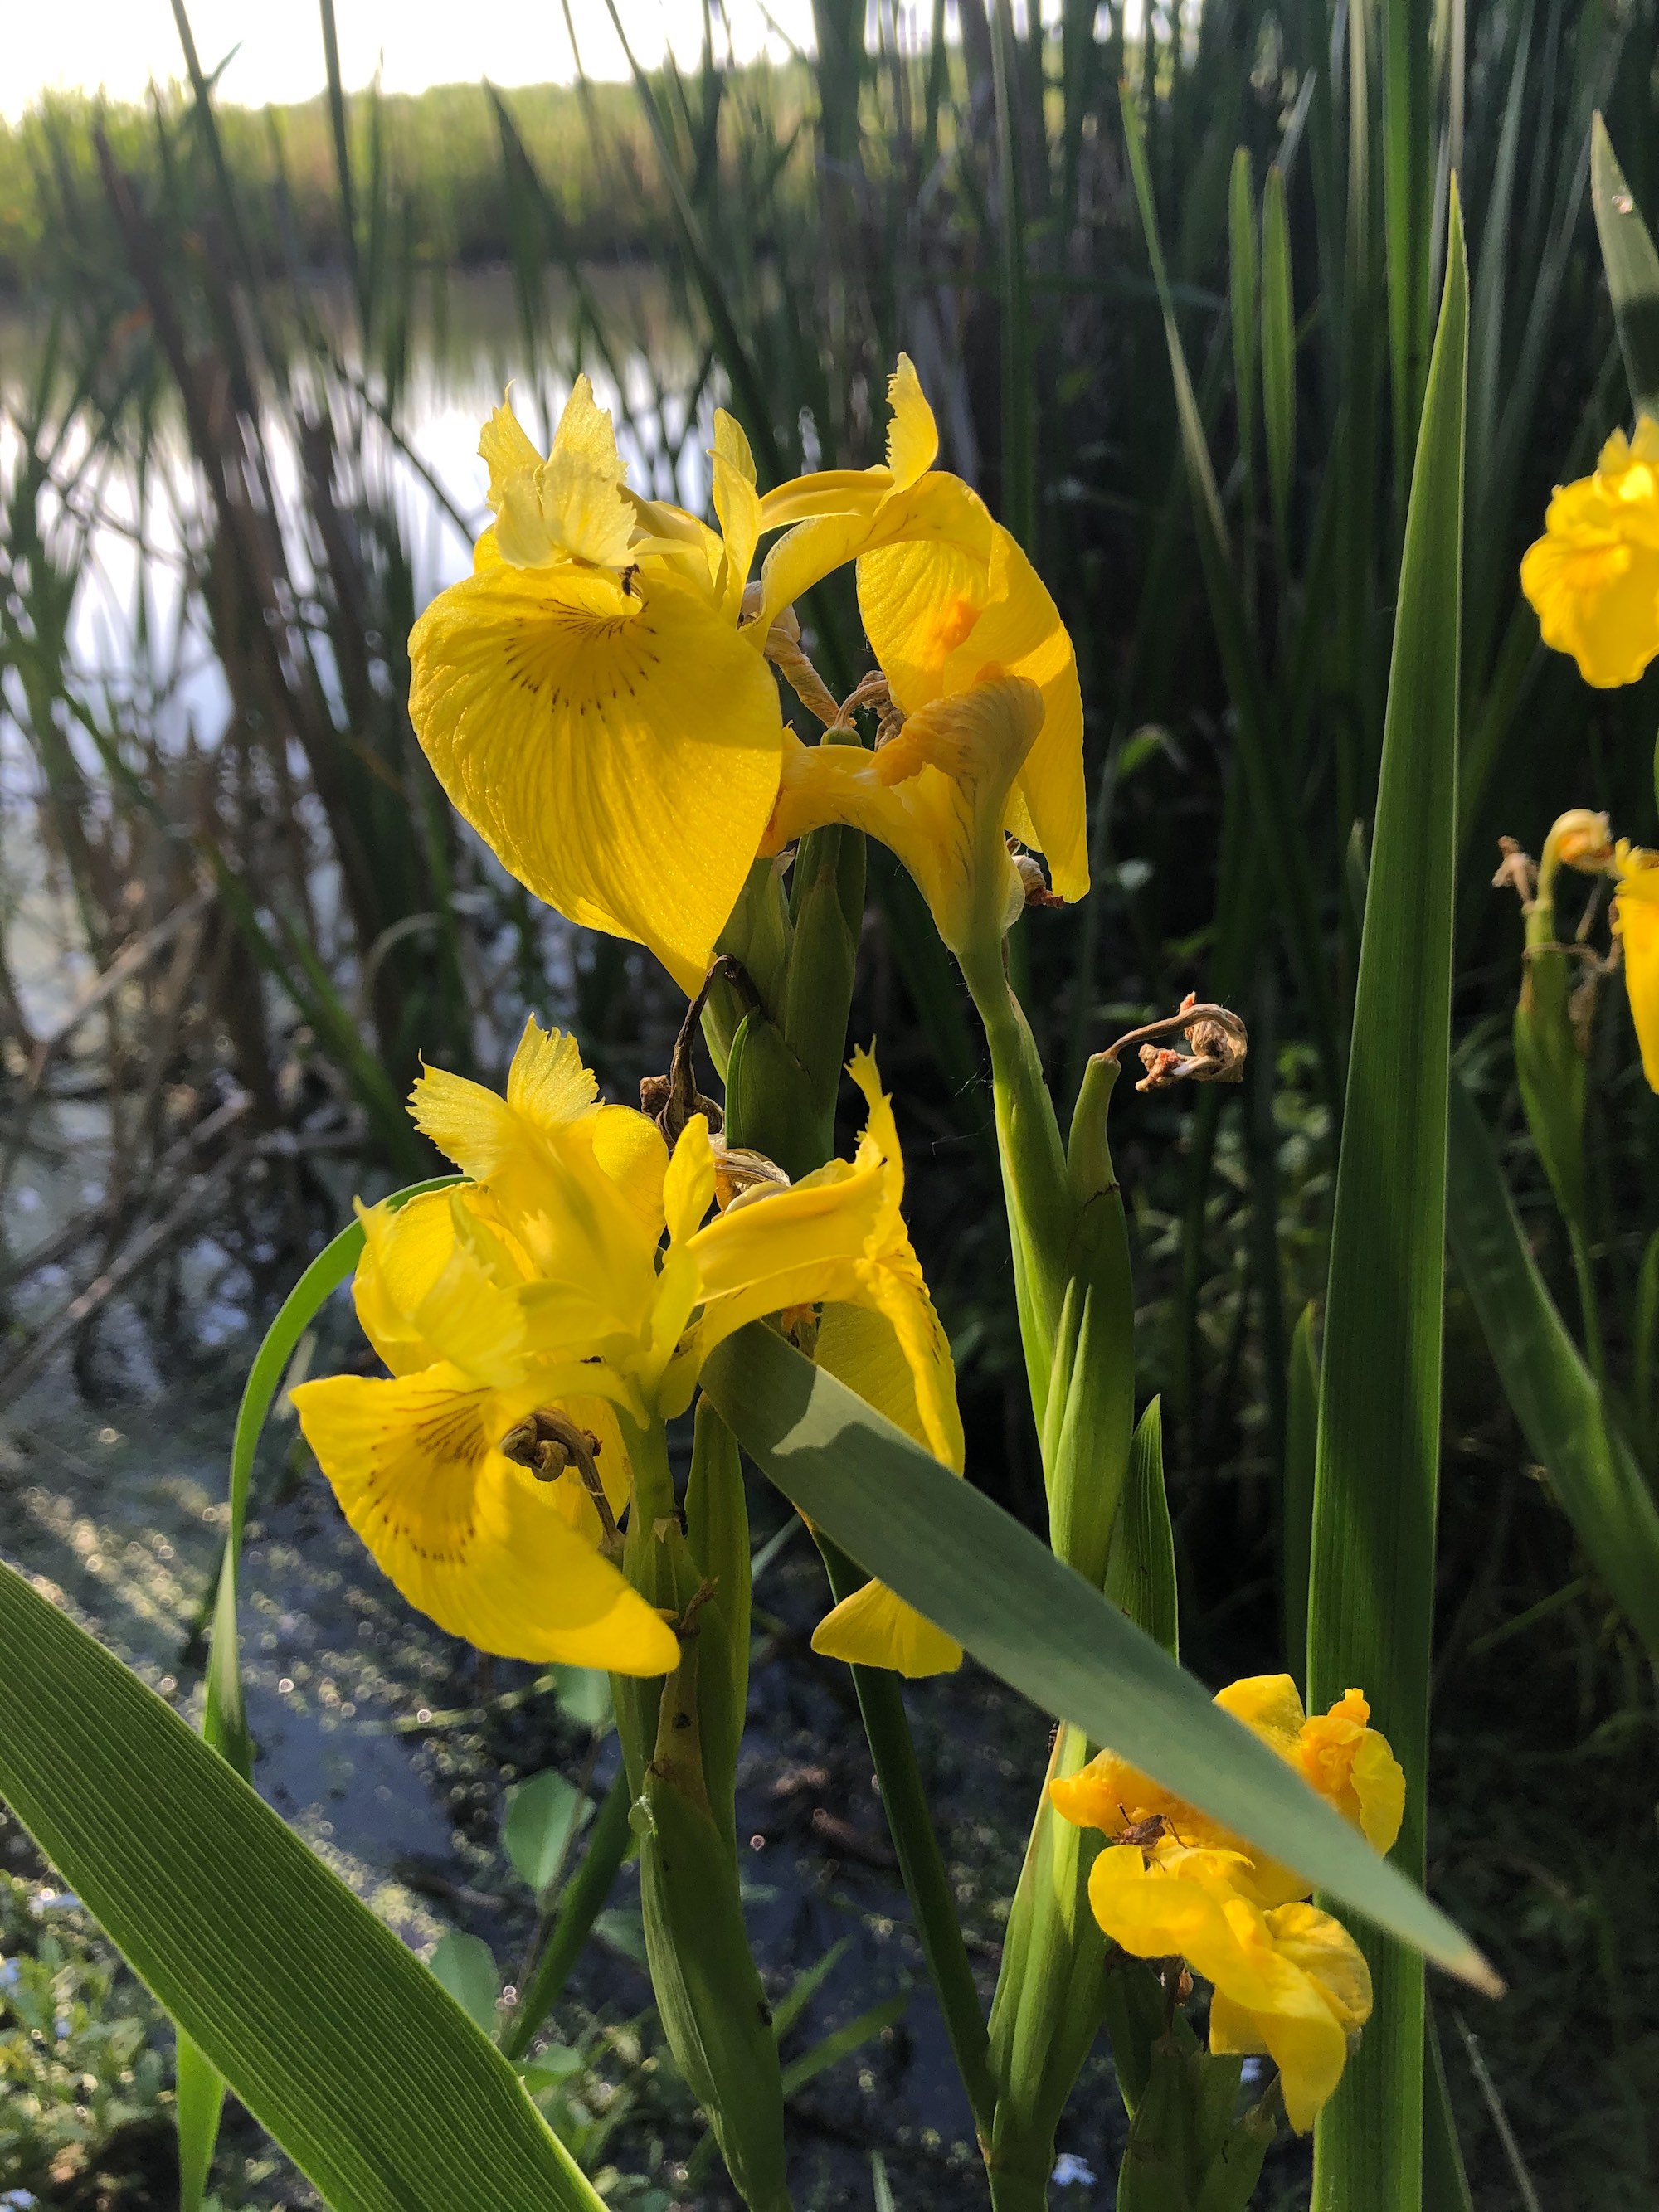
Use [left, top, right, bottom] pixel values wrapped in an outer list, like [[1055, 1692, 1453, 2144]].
[[2, 0, 1657, 2203]]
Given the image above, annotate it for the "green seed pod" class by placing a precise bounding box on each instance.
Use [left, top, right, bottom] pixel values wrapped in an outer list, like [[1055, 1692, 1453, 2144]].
[[638, 1583, 789, 2212]]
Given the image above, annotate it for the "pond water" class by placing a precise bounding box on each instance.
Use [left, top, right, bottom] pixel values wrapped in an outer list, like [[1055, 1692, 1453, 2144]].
[[0, 260, 713, 953]]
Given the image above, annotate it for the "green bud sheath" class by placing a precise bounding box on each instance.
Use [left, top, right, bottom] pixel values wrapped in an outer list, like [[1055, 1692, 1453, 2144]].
[[1117, 2039, 1201, 2212], [639, 1528, 790, 2211], [986, 1062, 1151, 2203], [724, 1009, 824, 1184], [1514, 887, 1588, 1225], [1192, 2087, 1276, 2212]]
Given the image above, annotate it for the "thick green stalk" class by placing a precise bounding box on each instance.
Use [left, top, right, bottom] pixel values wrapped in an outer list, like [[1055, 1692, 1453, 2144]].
[[960, 946, 1076, 1434], [720, 824, 993, 2151], [986, 1073, 1144, 2206], [614, 1420, 791, 2212]]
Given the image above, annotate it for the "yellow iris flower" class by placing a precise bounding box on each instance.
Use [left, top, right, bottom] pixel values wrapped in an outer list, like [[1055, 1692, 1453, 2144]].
[[407, 358, 1086, 993], [1613, 839, 1659, 1091], [1048, 1675, 1399, 2132], [408, 380, 782, 994], [757, 359, 1088, 947], [1520, 417, 1659, 687], [1049, 1674, 1405, 1909], [1087, 1843, 1372, 2132], [290, 1020, 964, 1678]]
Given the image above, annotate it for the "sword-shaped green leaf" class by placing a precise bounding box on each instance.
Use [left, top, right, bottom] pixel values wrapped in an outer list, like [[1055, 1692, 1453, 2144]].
[[699, 1326, 1496, 1991], [1592, 114, 1659, 421], [1306, 187, 1469, 2212], [0, 1560, 606, 2212]]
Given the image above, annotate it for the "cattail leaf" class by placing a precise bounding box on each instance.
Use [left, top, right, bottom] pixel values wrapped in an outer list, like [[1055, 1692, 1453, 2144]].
[[1306, 187, 1469, 2212]]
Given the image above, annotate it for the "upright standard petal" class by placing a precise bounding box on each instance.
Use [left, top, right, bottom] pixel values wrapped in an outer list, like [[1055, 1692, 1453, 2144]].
[[1613, 843, 1659, 1091], [409, 561, 785, 991], [860, 518, 1087, 900], [291, 1364, 679, 1674], [1521, 418, 1659, 687]]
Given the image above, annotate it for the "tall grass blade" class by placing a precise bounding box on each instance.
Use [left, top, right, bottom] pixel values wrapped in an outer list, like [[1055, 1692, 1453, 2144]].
[[318, 0, 362, 319], [1307, 188, 1468, 2212], [1118, 84, 1342, 1110], [703, 1325, 1496, 1986], [1591, 112, 1659, 418], [1261, 163, 1296, 559], [991, 0, 1036, 550], [0, 1565, 608, 2212], [1282, 1301, 1318, 1686]]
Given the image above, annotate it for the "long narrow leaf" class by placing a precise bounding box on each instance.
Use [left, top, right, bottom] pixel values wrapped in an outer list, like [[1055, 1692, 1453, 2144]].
[[1307, 190, 1469, 2212], [1591, 113, 1659, 419], [1446, 1073, 1659, 1658], [187, 1176, 460, 2196], [700, 1327, 1496, 1989], [0, 1563, 606, 2212]]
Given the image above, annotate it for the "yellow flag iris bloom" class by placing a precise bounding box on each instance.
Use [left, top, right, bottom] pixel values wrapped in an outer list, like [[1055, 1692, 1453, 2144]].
[[1087, 1842, 1372, 2132], [1048, 1676, 1399, 2128], [1520, 417, 1659, 687], [407, 358, 1085, 992], [290, 1020, 964, 1677], [1049, 1674, 1405, 1908], [1613, 839, 1659, 1091], [758, 359, 1088, 949], [408, 381, 783, 993]]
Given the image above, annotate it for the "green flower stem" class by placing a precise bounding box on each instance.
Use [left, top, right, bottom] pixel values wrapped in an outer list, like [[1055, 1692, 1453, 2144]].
[[959, 946, 1077, 1434], [500, 1770, 634, 2061], [612, 1415, 680, 1795], [818, 1534, 996, 2147]]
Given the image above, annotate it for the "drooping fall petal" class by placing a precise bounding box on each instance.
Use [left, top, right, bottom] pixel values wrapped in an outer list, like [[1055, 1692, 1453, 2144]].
[[1613, 843, 1659, 1091], [410, 563, 784, 991], [1087, 1845, 1371, 2133], [290, 1364, 679, 1674]]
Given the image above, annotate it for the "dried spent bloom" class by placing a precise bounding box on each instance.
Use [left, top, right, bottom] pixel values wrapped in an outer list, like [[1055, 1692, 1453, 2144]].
[[1520, 418, 1659, 688]]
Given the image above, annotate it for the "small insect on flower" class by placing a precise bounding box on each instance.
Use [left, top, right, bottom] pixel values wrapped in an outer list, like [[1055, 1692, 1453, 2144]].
[[1117, 1809, 1184, 1855]]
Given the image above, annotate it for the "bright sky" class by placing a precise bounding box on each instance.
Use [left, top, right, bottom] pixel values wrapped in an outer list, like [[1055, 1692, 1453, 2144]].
[[4, 0, 822, 123]]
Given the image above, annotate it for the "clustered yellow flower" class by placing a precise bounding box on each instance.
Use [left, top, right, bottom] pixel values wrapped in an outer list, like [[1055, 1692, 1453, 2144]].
[[291, 1019, 965, 1679], [1050, 1675, 1405, 2132], [1521, 417, 1659, 688], [409, 359, 1087, 987], [1520, 427, 1659, 1091]]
